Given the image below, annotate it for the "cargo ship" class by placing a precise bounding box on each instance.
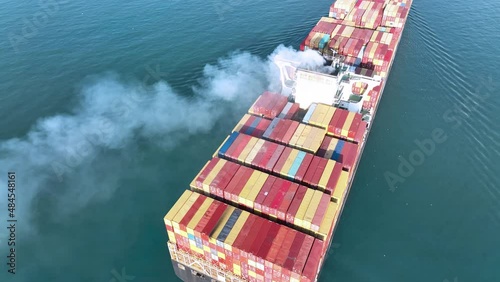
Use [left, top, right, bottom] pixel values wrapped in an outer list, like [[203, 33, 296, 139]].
[[163, 0, 412, 281]]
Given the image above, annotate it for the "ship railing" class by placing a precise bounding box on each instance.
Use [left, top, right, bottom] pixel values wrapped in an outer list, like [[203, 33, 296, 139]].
[[167, 241, 247, 282]]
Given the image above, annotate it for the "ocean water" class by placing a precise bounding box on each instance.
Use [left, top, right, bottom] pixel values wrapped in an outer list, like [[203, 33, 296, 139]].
[[1, 0, 500, 281]]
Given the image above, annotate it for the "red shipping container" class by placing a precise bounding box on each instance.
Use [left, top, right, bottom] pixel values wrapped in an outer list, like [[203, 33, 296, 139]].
[[282, 121, 299, 144], [345, 142, 359, 171], [277, 182, 299, 221], [348, 114, 362, 139], [281, 233, 306, 281], [302, 156, 322, 186], [334, 110, 349, 136], [325, 162, 343, 194], [311, 158, 329, 188], [355, 121, 368, 143], [264, 227, 287, 279], [264, 144, 285, 172], [193, 158, 219, 189], [291, 236, 315, 281], [226, 134, 251, 160], [255, 224, 281, 275], [230, 167, 254, 202], [261, 178, 283, 216], [311, 193, 330, 232], [295, 153, 314, 182], [223, 165, 247, 201], [254, 175, 277, 212], [285, 103, 300, 120], [301, 239, 324, 282], [273, 147, 292, 174], [211, 161, 240, 197], [328, 109, 342, 134], [246, 218, 270, 273], [254, 118, 272, 138], [269, 179, 292, 218], [285, 186, 308, 224], [273, 230, 297, 280], [271, 96, 288, 118]]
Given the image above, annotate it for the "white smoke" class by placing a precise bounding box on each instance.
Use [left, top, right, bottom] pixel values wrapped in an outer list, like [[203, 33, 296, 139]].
[[0, 45, 325, 241]]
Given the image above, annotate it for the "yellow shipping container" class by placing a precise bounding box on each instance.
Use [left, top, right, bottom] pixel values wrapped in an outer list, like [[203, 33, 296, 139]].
[[323, 106, 337, 128], [186, 197, 214, 239], [190, 160, 211, 190], [342, 112, 355, 137], [245, 139, 265, 165], [164, 190, 193, 243], [209, 206, 236, 245], [172, 192, 201, 233], [294, 189, 315, 227], [303, 190, 324, 230], [244, 172, 268, 208], [318, 160, 337, 190], [238, 136, 258, 162], [309, 104, 327, 127], [296, 125, 312, 147], [238, 170, 261, 205], [319, 201, 339, 239], [332, 171, 349, 203], [233, 264, 241, 276], [331, 24, 343, 38], [233, 114, 251, 133], [281, 149, 299, 175], [224, 212, 250, 252], [202, 159, 226, 193], [324, 137, 339, 159], [290, 123, 306, 145]]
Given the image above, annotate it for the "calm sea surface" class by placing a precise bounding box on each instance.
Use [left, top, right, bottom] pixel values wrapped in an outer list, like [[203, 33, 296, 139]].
[[1, 0, 499, 281]]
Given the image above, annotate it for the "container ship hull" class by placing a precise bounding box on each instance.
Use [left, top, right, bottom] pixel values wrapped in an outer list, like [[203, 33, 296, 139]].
[[165, 0, 413, 281]]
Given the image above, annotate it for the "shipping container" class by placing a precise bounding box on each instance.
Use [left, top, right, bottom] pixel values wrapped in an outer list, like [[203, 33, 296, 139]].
[[249, 91, 288, 119]]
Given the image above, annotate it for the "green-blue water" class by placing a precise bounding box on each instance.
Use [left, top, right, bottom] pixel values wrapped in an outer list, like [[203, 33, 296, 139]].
[[1, 0, 500, 281]]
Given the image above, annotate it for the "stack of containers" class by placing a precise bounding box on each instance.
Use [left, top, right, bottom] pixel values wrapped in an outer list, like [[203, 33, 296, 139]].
[[249, 92, 288, 119], [355, 67, 374, 77], [362, 42, 389, 71], [319, 16, 344, 24], [351, 81, 368, 95], [327, 108, 366, 143], [233, 114, 272, 138], [217, 132, 287, 173], [277, 102, 300, 120], [189, 157, 240, 198], [350, 27, 374, 45], [164, 191, 324, 281], [339, 38, 364, 57], [370, 30, 394, 46], [273, 146, 315, 183], [302, 103, 337, 130], [317, 136, 359, 171], [190, 159, 337, 240], [302, 157, 350, 203], [382, 2, 409, 28], [288, 123, 326, 153], [359, 1, 384, 29], [263, 118, 301, 145], [368, 84, 382, 109], [343, 0, 371, 27], [329, 0, 358, 19], [329, 36, 350, 53]]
